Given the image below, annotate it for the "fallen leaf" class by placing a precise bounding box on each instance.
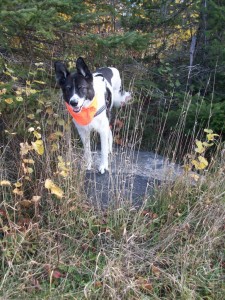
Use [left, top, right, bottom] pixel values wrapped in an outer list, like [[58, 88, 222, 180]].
[[19, 200, 32, 208], [5, 98, 13, 104], [16, 96, 23, 102], [192, 156, 208, 170], [13, 188, 24, 196], [33, 130, 41, 139], [152, 265, 161, 278], [31, 196, 41, 203], [28, 127, 35, 132], [32, 139, 44, 155], [27, 114, 35, 119], [0, 88, 7, 95], [204, 129, 213, 134], [189, 173, 200, 181], [20, 142, 32, 156], [94, 281, 102, 288], [33, 80, 46, 85], [46, 107, 54, 115], [202, 142, 214, 147], [14, 182, 22, 188], [0, 180, 11, 186], [45, 179, 64, 199], [195, 140, 205, 154], [206, 133, 219, 141], [23, 158, 35, 164], [51, 143, 58, 152]]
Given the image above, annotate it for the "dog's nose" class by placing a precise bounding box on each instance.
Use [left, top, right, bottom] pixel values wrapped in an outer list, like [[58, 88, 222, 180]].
[[70, 99, 78, 107]]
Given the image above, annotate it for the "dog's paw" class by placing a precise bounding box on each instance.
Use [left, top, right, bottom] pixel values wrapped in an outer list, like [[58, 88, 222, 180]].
[[98, 164, 108, 174]]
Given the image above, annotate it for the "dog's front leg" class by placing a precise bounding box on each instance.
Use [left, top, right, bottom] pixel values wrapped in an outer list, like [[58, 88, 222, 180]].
[[99, 128, 109, 174], [109, 128, 113, 154], [76, 126, 92, 170]]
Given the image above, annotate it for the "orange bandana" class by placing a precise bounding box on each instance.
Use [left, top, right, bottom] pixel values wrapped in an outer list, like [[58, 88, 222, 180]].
[[65, 95, 98, 126]]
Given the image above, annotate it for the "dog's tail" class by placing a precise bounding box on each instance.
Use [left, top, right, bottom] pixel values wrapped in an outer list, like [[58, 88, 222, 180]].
[[113, 90, 132, 108]]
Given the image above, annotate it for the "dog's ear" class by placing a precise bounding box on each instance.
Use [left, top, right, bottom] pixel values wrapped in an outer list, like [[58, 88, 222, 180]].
[[76, 57, 93, 81], [54, 61, 70, 86]]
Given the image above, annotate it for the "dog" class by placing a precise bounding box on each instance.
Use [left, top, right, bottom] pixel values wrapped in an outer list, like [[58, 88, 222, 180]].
[[54, 57, 131, 174]]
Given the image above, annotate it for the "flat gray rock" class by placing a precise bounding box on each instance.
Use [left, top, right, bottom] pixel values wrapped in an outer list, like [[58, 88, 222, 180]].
[[83, 148, 184, 207]]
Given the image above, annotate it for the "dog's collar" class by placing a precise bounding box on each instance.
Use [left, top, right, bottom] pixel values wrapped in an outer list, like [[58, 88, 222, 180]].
[[65, 95, 106, 126]]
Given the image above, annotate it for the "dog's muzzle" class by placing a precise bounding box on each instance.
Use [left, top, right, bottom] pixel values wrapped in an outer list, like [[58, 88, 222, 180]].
[[69, 99, 82, 112]]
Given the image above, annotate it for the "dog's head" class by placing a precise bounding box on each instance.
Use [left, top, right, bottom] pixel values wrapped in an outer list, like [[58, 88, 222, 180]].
[[54, 57, 95, 113]]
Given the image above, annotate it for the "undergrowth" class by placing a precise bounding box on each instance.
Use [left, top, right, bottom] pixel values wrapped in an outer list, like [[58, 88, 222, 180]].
[[0, 61, 225, 299]]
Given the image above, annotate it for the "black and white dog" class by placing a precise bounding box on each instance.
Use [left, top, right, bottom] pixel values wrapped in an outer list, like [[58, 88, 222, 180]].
[[55, 57, 131, 174]]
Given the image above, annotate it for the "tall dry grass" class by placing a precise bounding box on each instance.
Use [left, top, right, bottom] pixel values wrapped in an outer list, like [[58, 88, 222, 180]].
[[0, 76, 224, 299]]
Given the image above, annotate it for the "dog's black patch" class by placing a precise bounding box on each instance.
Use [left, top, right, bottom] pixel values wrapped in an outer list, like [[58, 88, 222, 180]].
[[96, 67, 113, 85]]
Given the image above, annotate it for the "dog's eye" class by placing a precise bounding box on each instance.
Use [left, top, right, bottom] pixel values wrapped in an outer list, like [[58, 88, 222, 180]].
[[78, 86, 87, 91]]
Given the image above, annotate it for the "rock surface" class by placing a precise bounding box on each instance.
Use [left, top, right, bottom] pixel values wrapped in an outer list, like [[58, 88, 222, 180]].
[[84, 148, 183, 207]]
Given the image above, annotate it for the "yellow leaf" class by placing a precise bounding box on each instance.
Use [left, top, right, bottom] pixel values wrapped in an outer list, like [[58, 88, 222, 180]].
[[192, 156, 208, 170], [198, 155, 208, 167], [27, 114, 35, 119], [26, 88, 38, 95], [13, 188, 23, 196], [207, 133, 219, 141], [189, 173, 200, 182], [0, 180, 11, 186], [23, 159, 35, 164], [16, 96, 23, 102], [0, 88, 7, 95], [38, 99, 44, 105], [195, 140, 205, 154], [45, 179, 64, 199], [33, 80, 46, 84], [31, 140, 44, 155], [57, 156, 70, 177], [204, 129, 213, 134], [51, 143, 58, 152], [46, 107, 54, 115], [5, 66, 14, 73], [202, 142, 214, 147], [27, 167, 33, 174], [20, 142, 32, 156], [33, 130, 41, 139], [5, 98, 13, 104], [14, 182, 22, 188], [15, 89, 23, 95], [59, 170, 68, 177]]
